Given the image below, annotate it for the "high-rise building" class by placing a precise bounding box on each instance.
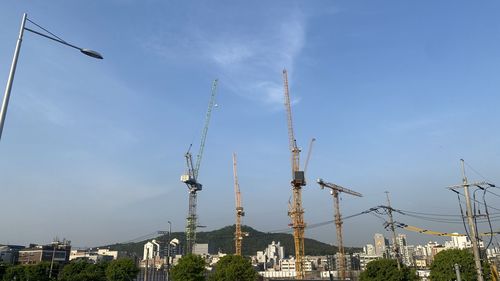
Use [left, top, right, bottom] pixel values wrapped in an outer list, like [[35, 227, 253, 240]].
[[363, 244, 375, 256], [395, 234, 414, 266], [373, 234, 388, 257]]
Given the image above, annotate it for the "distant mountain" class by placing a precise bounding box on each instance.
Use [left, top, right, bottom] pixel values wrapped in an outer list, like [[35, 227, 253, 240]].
[[104, 225, 361, 258]]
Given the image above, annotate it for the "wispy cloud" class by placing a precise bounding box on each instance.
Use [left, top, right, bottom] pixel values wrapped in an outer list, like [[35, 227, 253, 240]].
[[14, 91, 74, 127], [143, 8, 306, 108]]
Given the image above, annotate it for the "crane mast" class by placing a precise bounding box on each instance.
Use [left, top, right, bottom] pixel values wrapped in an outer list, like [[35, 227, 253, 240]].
[[283, 69, 306, 279], [232, 153, 245, 256], [317, 179, 363, 280], [181, 79, 218, 255]]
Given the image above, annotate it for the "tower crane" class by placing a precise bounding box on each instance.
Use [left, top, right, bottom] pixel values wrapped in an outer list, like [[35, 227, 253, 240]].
[[283, 69, 307, 279], [232, 152, 246, 256], [317, 178, 363, 280], [181, 79, 218, 255]]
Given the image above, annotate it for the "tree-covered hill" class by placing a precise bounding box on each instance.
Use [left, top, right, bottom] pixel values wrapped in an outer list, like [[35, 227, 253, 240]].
[[104, 225, 361, 258]]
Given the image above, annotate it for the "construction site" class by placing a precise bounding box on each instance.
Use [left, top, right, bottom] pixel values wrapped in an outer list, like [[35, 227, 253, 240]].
[[168, 70, 500, 281], [2, 2, 500, 281]]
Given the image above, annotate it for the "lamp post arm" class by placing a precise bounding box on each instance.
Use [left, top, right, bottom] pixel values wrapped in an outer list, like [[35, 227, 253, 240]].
[[24, 27, 82, 51], [24, 27, 103, 59], [0, 13, 27, 141]]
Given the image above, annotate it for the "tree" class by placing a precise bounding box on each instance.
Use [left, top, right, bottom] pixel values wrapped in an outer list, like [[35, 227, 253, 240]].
[[2, 264, 26, 281], [360, 259, 418, 281], [25, 262, 53, 281], [171, 254, 206, 281], [59, 260, 107, 281], [208, 255, 258, 281], [105, 258, 139, 281], [2, 262, 53, 281], [430, 249, 491, 281], [0, 264, 9, 280]]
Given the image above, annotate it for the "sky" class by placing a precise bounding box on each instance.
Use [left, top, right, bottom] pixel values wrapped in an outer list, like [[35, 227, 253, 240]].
[[1, 1, 500, 250]]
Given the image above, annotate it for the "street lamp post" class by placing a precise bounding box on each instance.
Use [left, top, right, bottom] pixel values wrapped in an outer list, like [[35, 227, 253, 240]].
[[0, 13, 102, 141], [167, 221, 172, 281]]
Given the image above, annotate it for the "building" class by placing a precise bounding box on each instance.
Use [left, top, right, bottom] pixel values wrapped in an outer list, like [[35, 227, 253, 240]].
[[373, 233, 388, 256], [0, 245, 24, 264], [18, 240, 71, 265], [193, 243, 209, 256], [279, 257, 312, 272], [333, 252, 353, 271], [396, 234, 414, 266], [143, 239, 161, 260], [255, 241, 285, 270], [69, 248, 123, 263], [363, 244, 376, 256], [358, 254, 381, 271]]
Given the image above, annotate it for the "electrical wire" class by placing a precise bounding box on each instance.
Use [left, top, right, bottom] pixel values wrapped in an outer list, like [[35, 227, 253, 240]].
[[483, 187, 494, 250], [396, 209, 462, 217], [453, 189, 471, 240], [473, 188, 482, 251], [456, 190, 500, 212]]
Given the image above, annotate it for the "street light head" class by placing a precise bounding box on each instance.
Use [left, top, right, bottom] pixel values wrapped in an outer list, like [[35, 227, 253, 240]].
[[80, 48, 103, 59]]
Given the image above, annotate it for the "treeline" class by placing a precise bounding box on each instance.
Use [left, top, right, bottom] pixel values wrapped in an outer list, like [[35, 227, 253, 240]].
[[106, 225, 361, 257], [0, 258, 138, 281]]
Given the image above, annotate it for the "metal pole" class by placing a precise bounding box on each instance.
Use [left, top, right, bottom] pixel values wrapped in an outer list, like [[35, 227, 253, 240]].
[[461, 159, 484, 281], [455, 263, 462, 281], [144, 247, 149, 281], [167, 221, 171, 281], [49, 240, 58, 278], [0, 13, 27, 141], [385, 191, 401, 270]]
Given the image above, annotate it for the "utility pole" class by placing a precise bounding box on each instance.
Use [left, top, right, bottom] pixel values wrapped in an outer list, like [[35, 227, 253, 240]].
[[452, 159, 484, 281], [158, 221, 173, 281], [385, 191, 401, 270], [454, 263, 462, 281], [167, 221, 171, 281], [144, 247, 149, 281]]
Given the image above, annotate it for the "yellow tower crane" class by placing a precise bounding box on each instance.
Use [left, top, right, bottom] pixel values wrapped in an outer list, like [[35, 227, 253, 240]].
[[282, 69, 307, 279], [317, 178, 363, 280], [232, 152, 246, 256]]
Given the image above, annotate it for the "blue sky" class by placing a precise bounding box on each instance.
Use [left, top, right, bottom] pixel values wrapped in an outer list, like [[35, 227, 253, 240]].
[[1, 1, 500, 249]]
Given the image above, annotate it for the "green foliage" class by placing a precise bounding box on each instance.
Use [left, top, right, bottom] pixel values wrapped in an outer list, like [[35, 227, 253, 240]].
[[0, 264, 9, 280], [171, 254, 206, 281], [2, 262, 53, 281], [25, 262, 53, 281], [360, 259, 418, 281], [208, 255, 258, 281], [430, 249, 491, 281], [59, 260, 107, 281], [105, 258, 139, 281], [3, 264, 26, 281], [104, 225, 361, 257]]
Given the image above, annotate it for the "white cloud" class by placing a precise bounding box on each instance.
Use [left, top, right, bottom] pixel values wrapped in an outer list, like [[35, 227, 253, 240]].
[[143, 9, 306, 108]]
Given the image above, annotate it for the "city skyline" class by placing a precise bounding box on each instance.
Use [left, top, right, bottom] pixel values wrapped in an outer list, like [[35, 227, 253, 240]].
[[0, 1, 499, 248]]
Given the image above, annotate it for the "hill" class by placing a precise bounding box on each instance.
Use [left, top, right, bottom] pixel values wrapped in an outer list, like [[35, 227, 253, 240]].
[[104, 225, 361, 258]]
